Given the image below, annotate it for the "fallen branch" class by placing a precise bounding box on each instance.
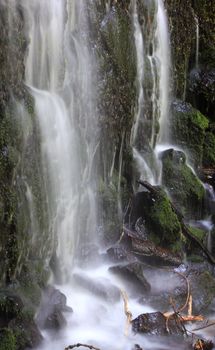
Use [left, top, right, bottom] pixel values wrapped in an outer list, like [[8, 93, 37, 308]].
[[121, 290, 132, 336], [65, 344, 101, 350], [181, 315, 204, 322]]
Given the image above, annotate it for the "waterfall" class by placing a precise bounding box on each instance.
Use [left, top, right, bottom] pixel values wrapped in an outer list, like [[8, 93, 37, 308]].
[[3, 1, 199, 349], [156, 0, 171, 145], [131, 0, 171, 185], [21, 0, 99, 277]]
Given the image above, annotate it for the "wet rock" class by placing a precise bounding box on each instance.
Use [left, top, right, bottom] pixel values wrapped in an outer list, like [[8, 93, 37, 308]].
[[109, 262, 151, 295], [73, 273, 120, 302], [36, 286, 70, 330], [126, 189, 182, 251], [132, 345, 143, 350], [161, 148, 205, 219], [132, 312, 183, 335]]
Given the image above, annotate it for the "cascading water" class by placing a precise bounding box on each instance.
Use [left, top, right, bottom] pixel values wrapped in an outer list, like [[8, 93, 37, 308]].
[[21, 0, 99, 278], [131, 0, 171, 185], [5, 0, 212, 349]]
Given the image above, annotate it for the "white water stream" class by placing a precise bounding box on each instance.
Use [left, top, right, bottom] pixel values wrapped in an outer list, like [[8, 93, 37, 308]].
[[22, 0, 99, 278], [6, 0, 212, 349], [131, 0, 171, 186]]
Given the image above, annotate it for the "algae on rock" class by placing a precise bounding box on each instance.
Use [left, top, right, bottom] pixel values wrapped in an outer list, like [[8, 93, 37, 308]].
[[171, 100, 209, 168]]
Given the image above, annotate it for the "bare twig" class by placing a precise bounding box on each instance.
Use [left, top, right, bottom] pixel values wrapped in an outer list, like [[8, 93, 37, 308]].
[[65, 344, 101, 350], [175, 271, 190, 313], [192, 320, 215, 332], [188, 295, 193, 316], [121, 290, 132, 336]]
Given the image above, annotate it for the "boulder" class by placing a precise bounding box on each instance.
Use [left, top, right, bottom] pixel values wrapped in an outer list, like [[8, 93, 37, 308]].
[[36, 286, 71, 330], [161, 148, 205, 218], [127, 189, 182, 251], [132, 311, 183, 335]]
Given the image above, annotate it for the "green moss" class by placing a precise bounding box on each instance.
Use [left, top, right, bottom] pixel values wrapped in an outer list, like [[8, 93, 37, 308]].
[[191, 110, 209, 130], [203, 132, 215, 167], [171, 101, 209, 168], [0, 329, 16, 350], [162, 149, 205, 218], [148, 189, 181, 247], [189, 227, 205, 241]]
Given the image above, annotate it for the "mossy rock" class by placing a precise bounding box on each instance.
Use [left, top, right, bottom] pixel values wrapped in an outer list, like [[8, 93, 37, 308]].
[[0, 328, 16, 350], [171, 100, 209, 168], [135, 188, 182, 250], [161, 148, 205, 218], [203, 131, 215, 167], [147, 189, 181, 248], [189, 226, 205, 241]]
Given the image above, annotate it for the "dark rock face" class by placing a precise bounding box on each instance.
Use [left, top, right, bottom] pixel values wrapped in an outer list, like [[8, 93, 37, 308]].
[[36, 286, 71, 330], [132, 312, 183, 335], [73, 273, 121, 303], [188, 69, 215, 122]]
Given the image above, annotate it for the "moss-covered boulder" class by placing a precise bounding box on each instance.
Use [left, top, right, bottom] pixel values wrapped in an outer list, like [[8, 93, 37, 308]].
[[129, 188, 182, 250], [161, 148, 205, 218], [171, 100, 209, 168]]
